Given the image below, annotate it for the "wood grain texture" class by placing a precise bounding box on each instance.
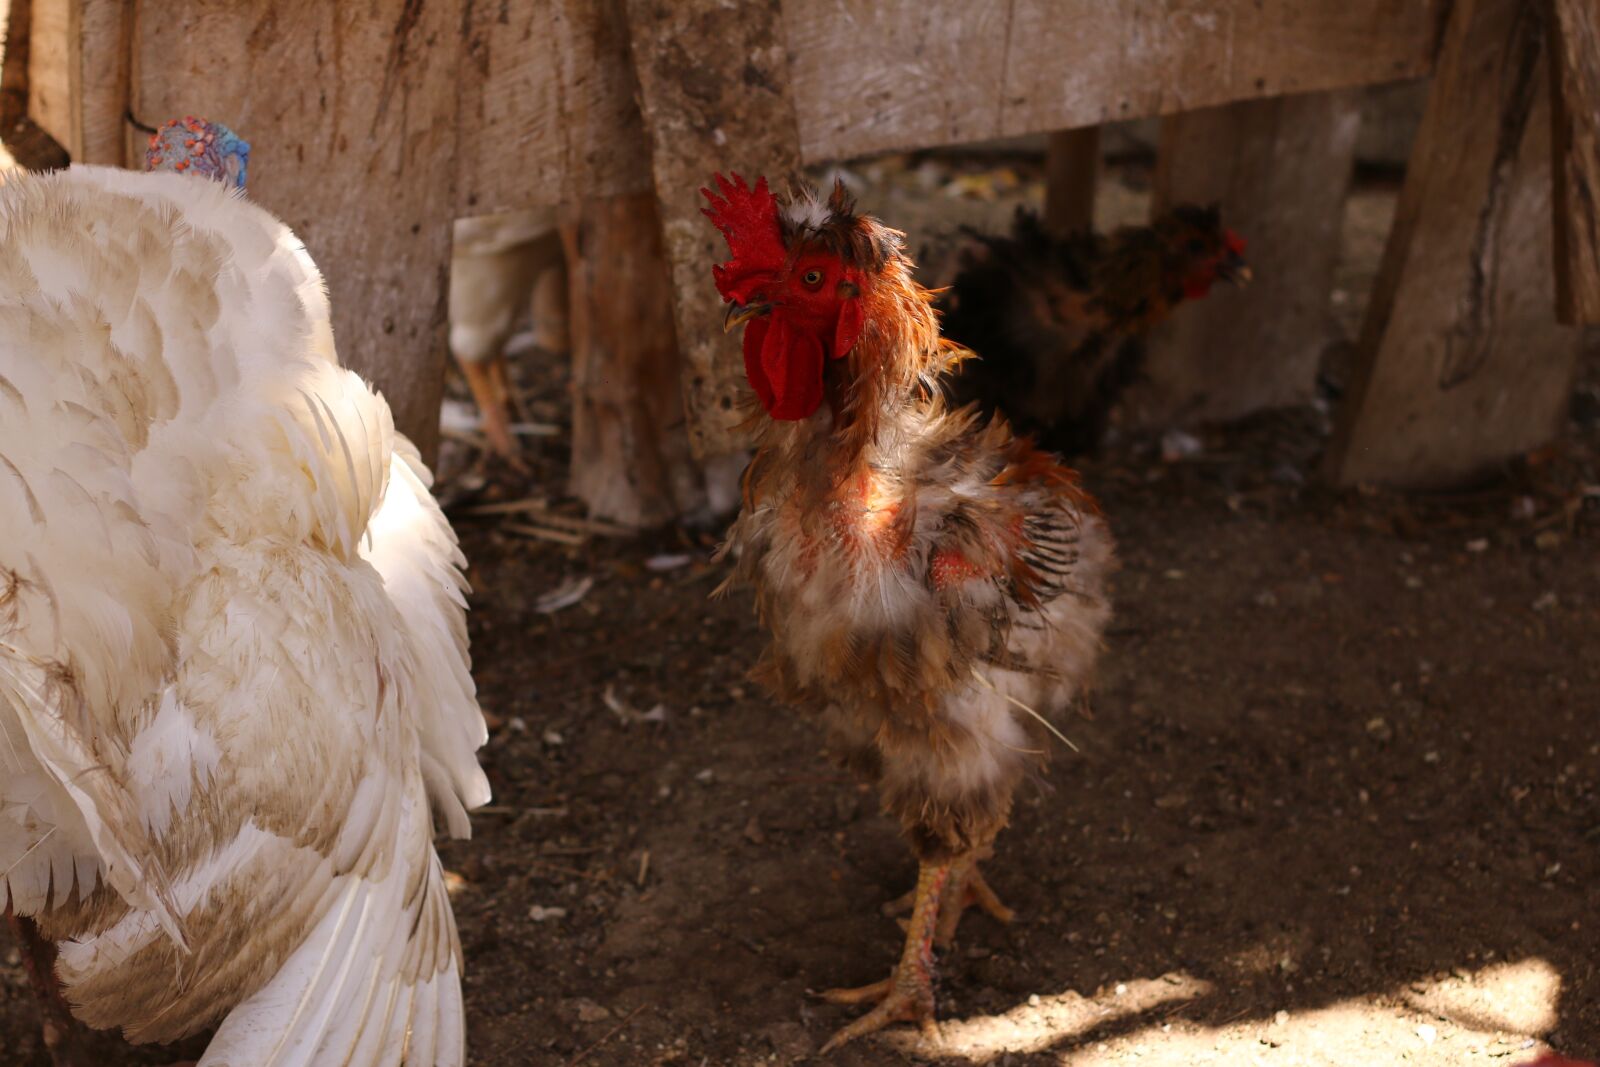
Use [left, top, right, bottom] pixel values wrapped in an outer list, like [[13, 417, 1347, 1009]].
[[1548, 0, 1600, 325], [1326, 0, 1579, 489], [460, 0, 1443, 224], [23, 0, 71, 149], [456, 0, 650, 215], [132, 0, 461, 461], [22, 0, 129, 164], [1131, 89, 1361, 428], [74, 0, 127, 164], [783, 0, 1442, 163], [1044, 126, 1099, 237], [626, 0, 804, 457], [2, 0, 71, 170], [565, 191, 709, 526]]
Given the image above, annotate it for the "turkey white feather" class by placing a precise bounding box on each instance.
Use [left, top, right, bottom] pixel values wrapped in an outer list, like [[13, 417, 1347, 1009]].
[[0, 162, 489, 1066]]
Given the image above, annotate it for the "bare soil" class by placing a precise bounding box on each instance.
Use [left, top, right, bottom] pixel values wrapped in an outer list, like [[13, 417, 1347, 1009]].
[[4, 155, 1599, 1067]]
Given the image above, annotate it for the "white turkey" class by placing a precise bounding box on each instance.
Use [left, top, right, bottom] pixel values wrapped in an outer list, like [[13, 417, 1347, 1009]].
[[0, 119, 489, 1065]]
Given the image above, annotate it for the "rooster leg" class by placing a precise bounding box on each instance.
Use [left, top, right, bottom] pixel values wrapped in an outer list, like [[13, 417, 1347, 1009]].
[[459, 357, 521, 464], [934, 849, 1015, 948], [883, 848, 1015, 948], [6, 908, 89, 1066], [818, 860, 947, 1053]]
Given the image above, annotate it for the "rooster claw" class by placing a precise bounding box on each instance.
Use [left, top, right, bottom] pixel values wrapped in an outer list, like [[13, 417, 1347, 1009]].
[[817, 974, 940, 1054]]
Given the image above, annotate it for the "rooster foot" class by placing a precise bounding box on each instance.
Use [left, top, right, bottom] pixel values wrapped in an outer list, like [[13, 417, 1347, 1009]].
[[816, 964, 939, 1054], [883, 850, 1014, 947], [820, 860, 952, 1053]]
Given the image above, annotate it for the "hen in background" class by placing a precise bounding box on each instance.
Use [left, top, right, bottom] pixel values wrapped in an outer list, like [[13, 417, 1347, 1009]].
[[0, 119, 488, 1066], [449, 208, 568, 465], [938, 204, 1248, 456]]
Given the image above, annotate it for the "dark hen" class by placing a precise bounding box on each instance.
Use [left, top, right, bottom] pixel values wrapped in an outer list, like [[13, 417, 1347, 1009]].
[[939, 204, 1249, 456]]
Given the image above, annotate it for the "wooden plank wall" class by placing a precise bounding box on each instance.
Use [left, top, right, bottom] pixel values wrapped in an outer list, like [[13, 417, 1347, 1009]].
[[782, 0, 1441, 163], [25, 0, 1448, 461]]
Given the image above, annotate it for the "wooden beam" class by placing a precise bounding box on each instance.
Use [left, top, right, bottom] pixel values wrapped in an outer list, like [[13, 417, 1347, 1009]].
[[565, 191, 710, 527], [782, 0, 1443, 164], [1130, 90, 1361, 428], [1043, 126, 1098, 236], [23, 0, 126, 164], [1547, 0, 1600, 325], [457, 0, 1443, 233], [132, 0, 462, 463], [625, 0, 806, 458], [1326, 0, 1580, 489]]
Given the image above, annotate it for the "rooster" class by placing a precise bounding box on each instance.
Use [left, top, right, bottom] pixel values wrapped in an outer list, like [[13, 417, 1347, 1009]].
[[703, 174, 1114, 1050], [938, 205, 1249, 456], [0, 120, 488, 1065]]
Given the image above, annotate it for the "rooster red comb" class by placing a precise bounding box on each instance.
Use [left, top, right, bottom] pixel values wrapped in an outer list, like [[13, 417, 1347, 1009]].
[[701, 172, 787, 304]]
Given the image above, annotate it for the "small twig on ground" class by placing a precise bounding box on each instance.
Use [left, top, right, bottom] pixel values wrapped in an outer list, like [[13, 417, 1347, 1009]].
[[565, 1005, 646, 1066], [505, 523, 586, 547]]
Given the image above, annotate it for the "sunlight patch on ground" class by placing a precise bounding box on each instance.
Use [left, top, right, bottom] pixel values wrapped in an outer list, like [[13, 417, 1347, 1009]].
[[887, 972, 1213, 1062], [1401, 958, 1563, 1039], [880, 958, 1562, 1066]]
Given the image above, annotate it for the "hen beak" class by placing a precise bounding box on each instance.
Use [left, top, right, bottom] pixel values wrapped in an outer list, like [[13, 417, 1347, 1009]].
[[723, 302, 773, 332], [1217, 254, 1252, 286]]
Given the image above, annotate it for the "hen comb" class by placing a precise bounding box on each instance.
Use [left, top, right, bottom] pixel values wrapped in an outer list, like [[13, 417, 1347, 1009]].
[[701, 172, 786, 301], [1224, 228, 1247, 255]]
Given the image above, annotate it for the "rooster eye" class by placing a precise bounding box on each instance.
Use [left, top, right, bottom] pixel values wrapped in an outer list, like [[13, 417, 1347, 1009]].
[[801, 269, 824, 288]]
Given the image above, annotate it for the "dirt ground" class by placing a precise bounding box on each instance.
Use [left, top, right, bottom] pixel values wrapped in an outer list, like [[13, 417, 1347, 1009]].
[[3, 153, 1599, 1067]]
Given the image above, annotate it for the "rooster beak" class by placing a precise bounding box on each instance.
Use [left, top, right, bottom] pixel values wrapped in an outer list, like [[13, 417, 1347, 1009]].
[[723, 302, 772, 332], [1218, 255, 1251, 286]]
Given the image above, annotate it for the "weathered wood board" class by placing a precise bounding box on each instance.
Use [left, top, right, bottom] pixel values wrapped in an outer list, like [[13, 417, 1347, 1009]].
[[130, 0, 461, 462], [626, 0, 804, 457], [1132, 89, 1361, 428], [566, 191, 709, 526], [23, 0, 124, 163], [463, 0, 1446, 243], [783, 0, 1442, 164], [1547, 0, 1600, 325], [1326, 0, 1580, 489], [455, 0, 649, 216], [2, 0, 71, 170]]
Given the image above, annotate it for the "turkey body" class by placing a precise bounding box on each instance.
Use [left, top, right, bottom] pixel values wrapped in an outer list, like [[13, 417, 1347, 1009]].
[[0, 166, 489, 1065]]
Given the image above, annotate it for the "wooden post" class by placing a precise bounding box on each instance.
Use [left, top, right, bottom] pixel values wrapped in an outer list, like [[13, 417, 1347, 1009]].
[[1326, 0, 1580, 488], [624, 0, 805, 458], [1547, 0, 1600, 325], [131, 0, 461, 464], [23, 0, 127, 165], [1, 0, 69, 170], [1129, 90, 1361, 428], [1044, 126, 1099, 236], [564, 191, 711, 527]]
